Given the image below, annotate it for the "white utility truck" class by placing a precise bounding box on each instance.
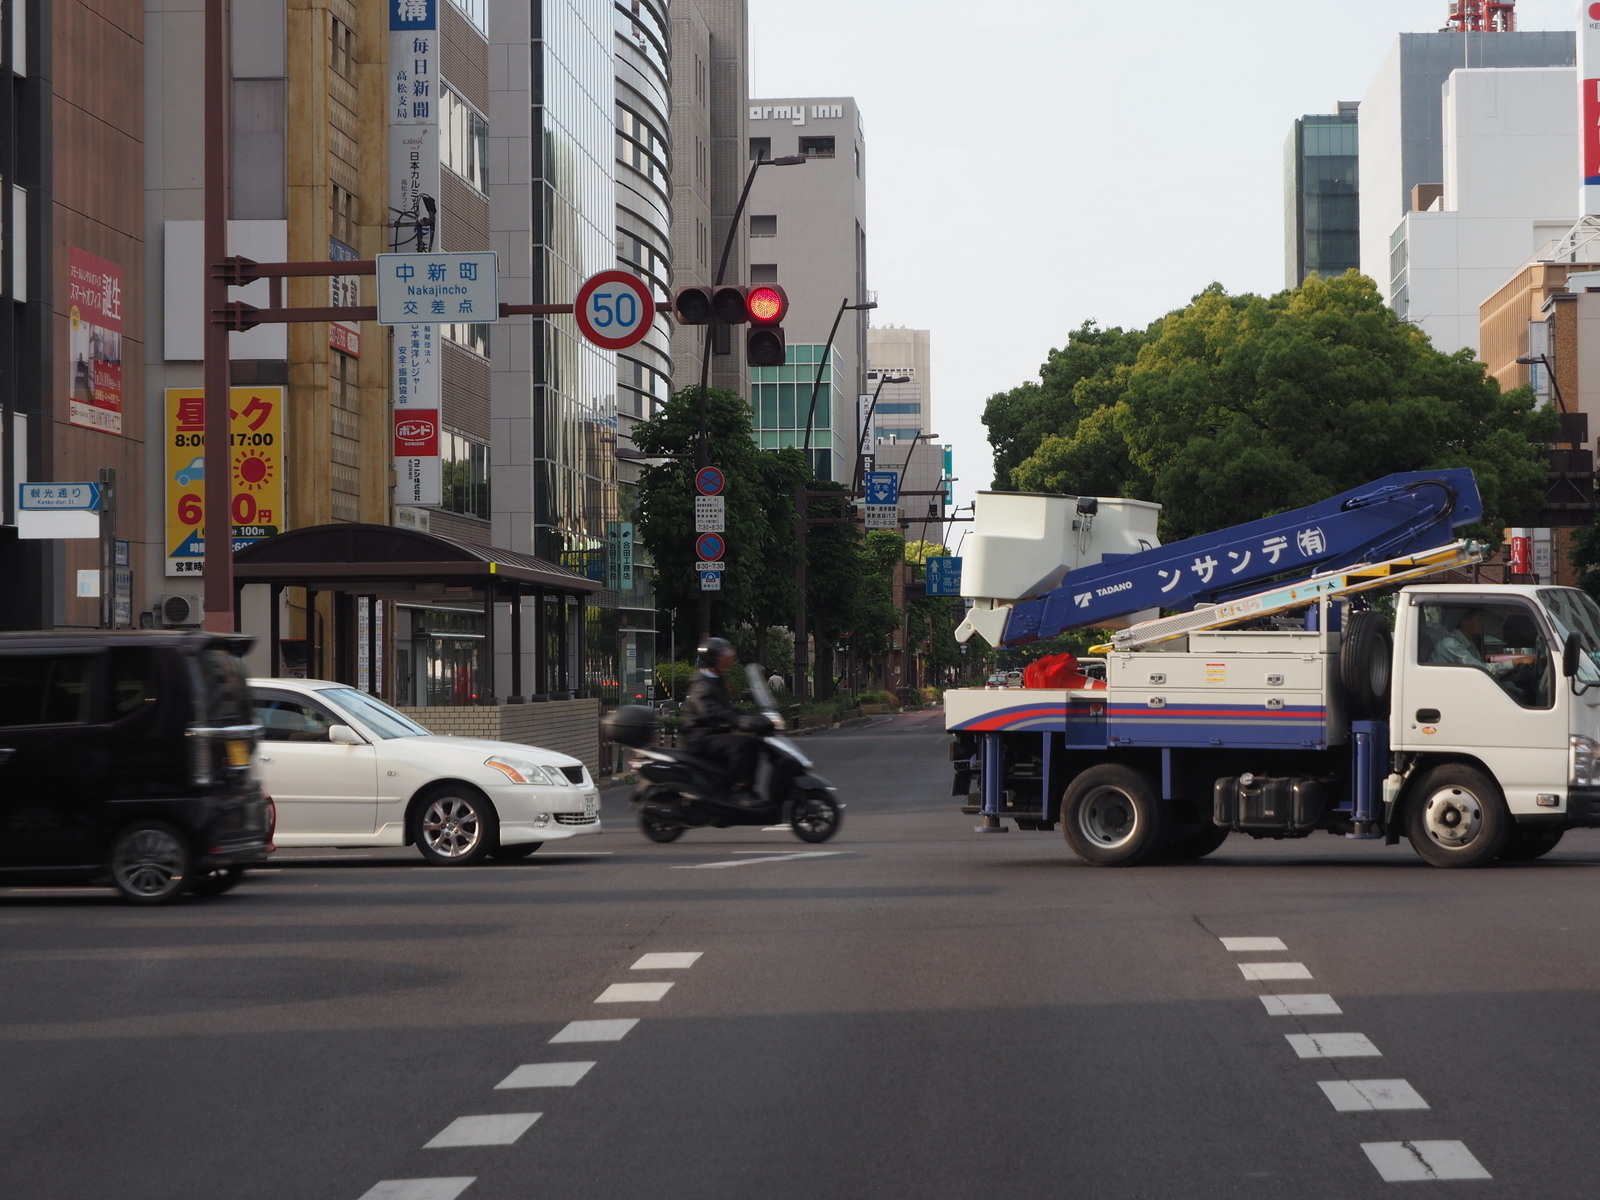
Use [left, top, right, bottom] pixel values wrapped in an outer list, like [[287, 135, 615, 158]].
[[946, 470, 1600, 867]]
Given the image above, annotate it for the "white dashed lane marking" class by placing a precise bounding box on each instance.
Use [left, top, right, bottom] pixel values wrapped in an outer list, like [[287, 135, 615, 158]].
[[1319, 1080, 1429, 1112], [1286, 1032, 1381, 1059], [549, 1019, 638, 1043], [633, 952, 702, 969], [674, 851, 844, 869], [1362, 1141, 1491, 1182], [356, 1179, 475, 1200], [496, 1062, 595, 1089], [1260, 993, 1342, 1016], [1238, 962, 1313, 981], [1220, 937, 1287, 952], [425, 1114, 542, 1149], [595, 982, 673, 1003]]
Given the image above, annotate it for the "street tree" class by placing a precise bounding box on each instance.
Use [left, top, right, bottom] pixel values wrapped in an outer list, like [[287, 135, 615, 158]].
[[990, 274, 1554, 543], [631, 386, 781, 648]]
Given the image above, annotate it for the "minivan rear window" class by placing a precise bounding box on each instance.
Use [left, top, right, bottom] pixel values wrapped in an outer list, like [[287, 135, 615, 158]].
[[0, 654, 96, 727], [197, 647, 252, 726]]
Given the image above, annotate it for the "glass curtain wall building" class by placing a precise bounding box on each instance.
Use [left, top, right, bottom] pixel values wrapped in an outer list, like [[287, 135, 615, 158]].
[[1283, 103, 1360, 289], [751, 346, 840, 480], [613, 0, 673, 703]]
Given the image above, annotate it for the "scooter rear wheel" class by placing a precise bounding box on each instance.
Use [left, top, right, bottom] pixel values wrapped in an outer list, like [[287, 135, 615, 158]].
[[787, 789, 842, 843], [639, 812, 686, 843]]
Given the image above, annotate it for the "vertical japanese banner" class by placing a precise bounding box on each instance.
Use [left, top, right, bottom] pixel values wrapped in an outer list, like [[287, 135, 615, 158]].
[[390, 0, 442, 506], [164, 387, 286, 577], [67, 248, 124, 434], [330, 236, 362, 356]]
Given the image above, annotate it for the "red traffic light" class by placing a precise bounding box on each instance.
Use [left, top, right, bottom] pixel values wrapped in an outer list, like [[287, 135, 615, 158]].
[[747, 285, 787, 324]]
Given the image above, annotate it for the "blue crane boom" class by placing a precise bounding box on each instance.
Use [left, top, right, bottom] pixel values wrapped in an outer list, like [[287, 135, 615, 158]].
[[1001, 469, 1483, 646]]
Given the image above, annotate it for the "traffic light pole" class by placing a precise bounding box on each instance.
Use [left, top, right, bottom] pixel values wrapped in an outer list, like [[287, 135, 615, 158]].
[[691, 153, 805, 642]]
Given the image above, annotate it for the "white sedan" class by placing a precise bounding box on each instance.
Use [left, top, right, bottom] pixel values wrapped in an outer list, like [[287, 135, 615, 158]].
[[248, 678, 601, 864]]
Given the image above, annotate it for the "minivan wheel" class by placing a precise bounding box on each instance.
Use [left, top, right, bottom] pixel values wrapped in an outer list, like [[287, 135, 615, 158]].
[[109, 820, 192, 904], [413, 788, 496, 866]]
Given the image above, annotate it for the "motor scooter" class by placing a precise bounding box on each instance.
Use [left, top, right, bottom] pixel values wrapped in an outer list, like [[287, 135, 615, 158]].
[[604, 666, 843, 844]]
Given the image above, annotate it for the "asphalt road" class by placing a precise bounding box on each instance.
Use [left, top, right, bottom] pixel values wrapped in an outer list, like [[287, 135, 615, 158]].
[[4, 711, 1600, 1199]]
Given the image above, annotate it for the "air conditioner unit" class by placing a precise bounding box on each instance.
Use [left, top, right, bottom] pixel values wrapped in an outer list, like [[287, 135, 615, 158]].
[[156, 594, 204, 627]]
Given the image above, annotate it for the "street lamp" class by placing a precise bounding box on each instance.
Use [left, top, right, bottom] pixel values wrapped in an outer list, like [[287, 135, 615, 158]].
[[849, 371, 911, 496], [801, 297, 877, 475], [691, 152, 806, 638], [1515, 353, 1570, 425]]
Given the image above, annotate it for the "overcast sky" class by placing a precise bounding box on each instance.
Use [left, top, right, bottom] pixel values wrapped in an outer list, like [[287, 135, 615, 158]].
[[748, 0, 1583, 517]]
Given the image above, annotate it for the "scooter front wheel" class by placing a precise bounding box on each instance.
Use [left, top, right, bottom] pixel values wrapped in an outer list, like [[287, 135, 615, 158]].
[[787, 789, 842, 844]]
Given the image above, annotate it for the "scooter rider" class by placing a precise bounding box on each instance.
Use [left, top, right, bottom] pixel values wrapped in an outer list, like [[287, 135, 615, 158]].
[[681, 637, 766, 805]]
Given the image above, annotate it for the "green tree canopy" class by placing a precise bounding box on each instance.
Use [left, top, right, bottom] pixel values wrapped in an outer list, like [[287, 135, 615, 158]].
[[987, 274, 1554, 544]]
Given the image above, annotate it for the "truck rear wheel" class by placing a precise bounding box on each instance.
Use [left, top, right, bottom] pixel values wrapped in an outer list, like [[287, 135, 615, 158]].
[[1406, 764, 1510, 868], [1162, 824, 1230, 862], [1061, 765, 1166, 867]]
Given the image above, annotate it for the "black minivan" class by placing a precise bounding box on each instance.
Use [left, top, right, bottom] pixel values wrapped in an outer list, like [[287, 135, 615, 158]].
[[0, 630, 271, 903]]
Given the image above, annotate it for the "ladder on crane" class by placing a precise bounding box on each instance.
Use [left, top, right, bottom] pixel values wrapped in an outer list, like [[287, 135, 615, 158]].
[[1093, 539, 1485, 654]]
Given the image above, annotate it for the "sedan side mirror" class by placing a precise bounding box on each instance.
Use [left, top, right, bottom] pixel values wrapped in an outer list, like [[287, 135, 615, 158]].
[[328, 724, 364, 745]]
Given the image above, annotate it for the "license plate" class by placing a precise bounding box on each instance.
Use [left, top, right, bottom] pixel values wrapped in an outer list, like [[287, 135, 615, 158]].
[[584, 794, 598, 819], [226, 740, 251, 768]]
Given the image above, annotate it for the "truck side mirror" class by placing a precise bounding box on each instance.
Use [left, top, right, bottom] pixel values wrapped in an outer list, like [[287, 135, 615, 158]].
[[1563, 630, 1583, 680]]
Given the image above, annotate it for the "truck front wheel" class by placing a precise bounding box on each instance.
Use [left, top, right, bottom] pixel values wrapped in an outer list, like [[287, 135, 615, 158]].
[[1062, 765, 1167, 867], [1406, 765, 1511, 868]]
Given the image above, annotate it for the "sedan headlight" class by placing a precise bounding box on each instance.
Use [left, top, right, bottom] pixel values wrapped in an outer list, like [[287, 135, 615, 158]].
[[1570, 735, 1600, 788], [485, 755, 569, 786]]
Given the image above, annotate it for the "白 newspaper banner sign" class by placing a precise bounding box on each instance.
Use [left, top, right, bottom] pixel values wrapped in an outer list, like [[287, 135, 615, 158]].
[[67, 248, 124, 435], [164, 387, 286, 576]]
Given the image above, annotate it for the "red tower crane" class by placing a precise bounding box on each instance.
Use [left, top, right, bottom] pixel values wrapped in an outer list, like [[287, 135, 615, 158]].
[[1446, 0, 1517, 32]]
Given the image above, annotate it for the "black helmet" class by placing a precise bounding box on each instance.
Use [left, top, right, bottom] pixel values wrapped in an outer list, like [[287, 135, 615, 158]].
[[696, 637, 734, 668]]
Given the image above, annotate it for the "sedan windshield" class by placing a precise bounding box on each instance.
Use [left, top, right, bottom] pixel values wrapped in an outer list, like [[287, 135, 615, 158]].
[[320, 687, 431, 739]]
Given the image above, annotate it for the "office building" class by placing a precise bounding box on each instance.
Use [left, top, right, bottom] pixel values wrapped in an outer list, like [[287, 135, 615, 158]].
[[1, 0, 147, 631], [745, 96, 869, 481], [1283, 103, 1361, 289], [669, 0, 749, 400], [1358, 28, 1573, 304], [1388, 66, 1575, 354]]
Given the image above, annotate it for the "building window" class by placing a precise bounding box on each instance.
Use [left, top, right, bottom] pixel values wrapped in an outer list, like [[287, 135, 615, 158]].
[[442, 323, 490, 358], [751, 263, 778, 283], [440, 86, 489, 194], [799, 136, 835, 159], [331, 184, 356, 245], [440, 432, 490, 520], [750, 214, 776, 238], [749, 136, 771, 163], [330, 15, 355, 81]]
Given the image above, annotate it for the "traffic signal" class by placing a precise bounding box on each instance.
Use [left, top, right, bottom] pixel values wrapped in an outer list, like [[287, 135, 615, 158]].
[[745, 284, 788, 367], [671, 285, 714, 324], [671, 284, 755, 325]]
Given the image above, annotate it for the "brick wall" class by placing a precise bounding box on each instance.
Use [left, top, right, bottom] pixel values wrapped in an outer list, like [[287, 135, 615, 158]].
[[397, 700, 601, 778]]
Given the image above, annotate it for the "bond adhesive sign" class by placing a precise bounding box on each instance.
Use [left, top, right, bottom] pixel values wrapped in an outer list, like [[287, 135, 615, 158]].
[[574, 270, 655, 350]]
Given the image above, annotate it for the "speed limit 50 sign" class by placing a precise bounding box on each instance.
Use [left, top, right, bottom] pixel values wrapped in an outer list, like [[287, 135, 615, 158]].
[[574, 270, 656, 350]]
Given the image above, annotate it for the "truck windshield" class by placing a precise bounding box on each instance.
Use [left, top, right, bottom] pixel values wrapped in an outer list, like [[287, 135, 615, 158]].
[[1538, 588, 1600, 686]]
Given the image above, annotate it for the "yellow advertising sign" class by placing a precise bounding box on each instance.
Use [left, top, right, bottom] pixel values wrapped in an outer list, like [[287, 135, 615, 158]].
[[164, 387, 286, 577]]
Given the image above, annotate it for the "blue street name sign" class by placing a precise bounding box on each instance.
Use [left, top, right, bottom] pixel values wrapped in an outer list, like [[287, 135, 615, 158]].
[[18, 482, 100, 511]]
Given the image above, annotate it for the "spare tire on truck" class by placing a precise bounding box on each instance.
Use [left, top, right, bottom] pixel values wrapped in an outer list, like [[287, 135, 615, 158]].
[[1340, 609, 1392, 719]]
